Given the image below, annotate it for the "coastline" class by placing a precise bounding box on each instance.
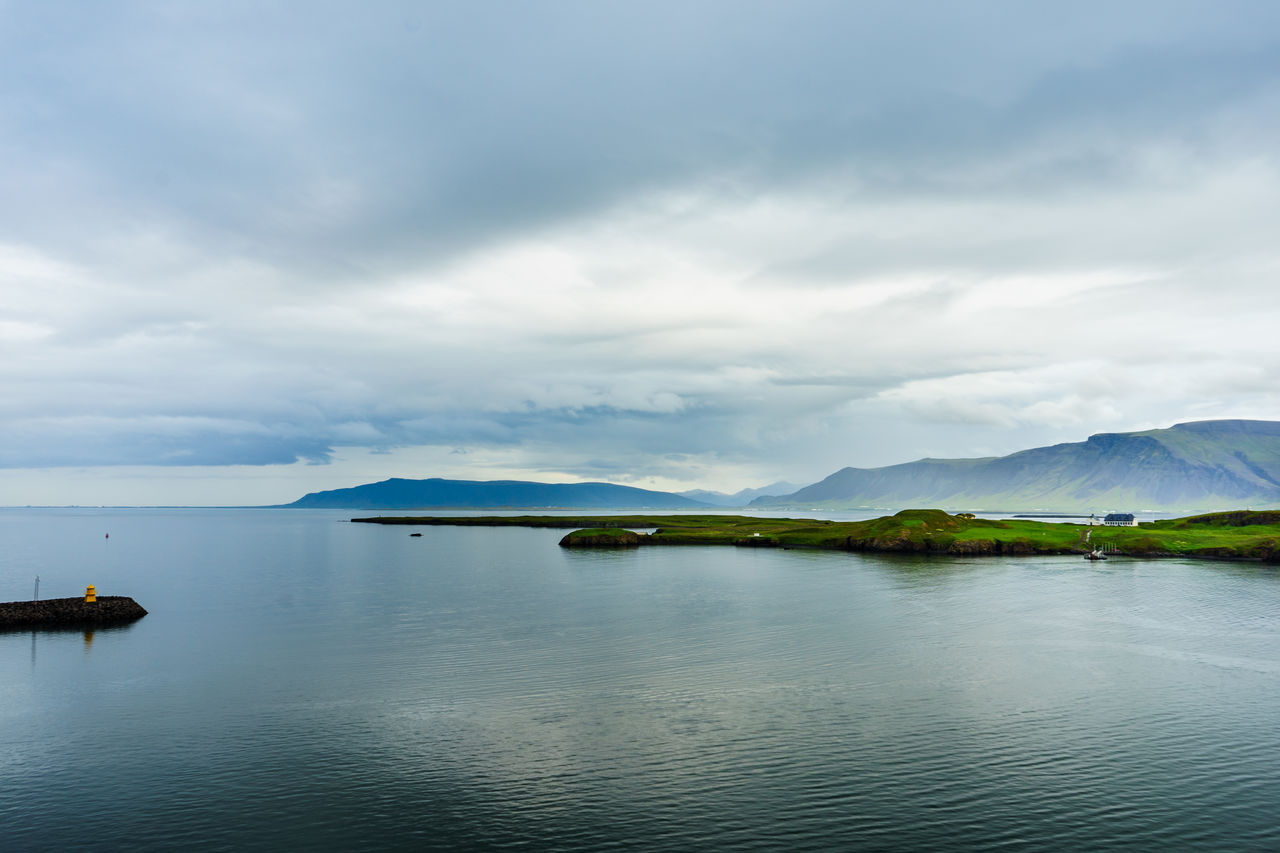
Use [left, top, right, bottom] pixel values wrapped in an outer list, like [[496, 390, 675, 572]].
[[354, 509, 1280, 563]]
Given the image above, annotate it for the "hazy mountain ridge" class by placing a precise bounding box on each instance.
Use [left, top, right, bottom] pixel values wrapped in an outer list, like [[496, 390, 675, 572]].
[[679, 482, 801, 506], [283, 477, 714, 509], [752, 420, 1280, 512]]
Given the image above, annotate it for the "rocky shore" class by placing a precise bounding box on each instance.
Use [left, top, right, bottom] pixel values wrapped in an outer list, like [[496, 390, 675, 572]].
[[0, 596, 148, 630]]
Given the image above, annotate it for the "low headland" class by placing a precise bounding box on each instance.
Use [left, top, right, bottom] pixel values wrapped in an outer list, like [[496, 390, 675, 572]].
[[0, 596, 148, 631], [353, 509, 1280, 562]]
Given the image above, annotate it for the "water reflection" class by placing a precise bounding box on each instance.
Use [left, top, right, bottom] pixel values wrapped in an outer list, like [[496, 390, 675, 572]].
[[5, 510, 1280, 851], [20, 621, 140, 667]]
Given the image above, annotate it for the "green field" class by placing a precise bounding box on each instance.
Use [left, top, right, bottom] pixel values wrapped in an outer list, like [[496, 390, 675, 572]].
[[354, 509, 1280, 562]]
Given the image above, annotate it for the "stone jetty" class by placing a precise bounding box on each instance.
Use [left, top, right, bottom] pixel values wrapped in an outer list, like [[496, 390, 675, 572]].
[[0, 596, 148, 630]]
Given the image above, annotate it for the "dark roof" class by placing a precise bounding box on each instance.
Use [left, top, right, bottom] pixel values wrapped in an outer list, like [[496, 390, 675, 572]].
[[1104, 513, 1135, 521]]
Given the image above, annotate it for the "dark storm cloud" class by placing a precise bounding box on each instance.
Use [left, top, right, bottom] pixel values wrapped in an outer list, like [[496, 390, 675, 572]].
[[6, 1, 1277, 272]]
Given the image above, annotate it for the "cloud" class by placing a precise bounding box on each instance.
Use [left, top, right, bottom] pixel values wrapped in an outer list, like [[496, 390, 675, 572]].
[[3, 2, 1280, 503]]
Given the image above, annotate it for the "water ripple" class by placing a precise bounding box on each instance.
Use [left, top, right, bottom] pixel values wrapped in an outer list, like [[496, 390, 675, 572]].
[[4, 515, 1280, 850]]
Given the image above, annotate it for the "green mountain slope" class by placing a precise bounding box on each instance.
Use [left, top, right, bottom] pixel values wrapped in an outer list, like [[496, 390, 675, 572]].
[[752, 420, 1280, 512]]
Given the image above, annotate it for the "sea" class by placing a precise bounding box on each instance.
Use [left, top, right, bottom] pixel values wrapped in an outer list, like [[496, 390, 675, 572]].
[[3, 507, 1280, 851]]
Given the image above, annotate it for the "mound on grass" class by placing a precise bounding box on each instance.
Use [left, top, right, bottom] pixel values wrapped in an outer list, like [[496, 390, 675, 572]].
[[559, 528, 643, 548]]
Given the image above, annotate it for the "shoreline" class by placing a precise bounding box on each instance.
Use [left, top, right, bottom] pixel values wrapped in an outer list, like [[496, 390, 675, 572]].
[[353, 510, 1280, 564]]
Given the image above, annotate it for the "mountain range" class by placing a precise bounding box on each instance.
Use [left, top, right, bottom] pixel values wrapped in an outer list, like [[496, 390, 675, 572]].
[[677, 482, 800, 506], [280, 420, 1280, 513], [282, 477, 711, 510], [751, 419, 1280, 512]]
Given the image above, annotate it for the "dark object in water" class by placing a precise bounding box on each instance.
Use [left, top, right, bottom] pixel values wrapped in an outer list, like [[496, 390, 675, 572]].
[[0, 596, 147, 631], [410, 532, 422, 537]]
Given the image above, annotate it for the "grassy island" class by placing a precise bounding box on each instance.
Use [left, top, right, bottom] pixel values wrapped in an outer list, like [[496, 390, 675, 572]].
[[559, 528, 643, 547], [354, 509, 1280, 562]]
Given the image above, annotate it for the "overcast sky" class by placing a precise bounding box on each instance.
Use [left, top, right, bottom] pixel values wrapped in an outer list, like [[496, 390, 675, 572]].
[[3, 1, 1280, 505]]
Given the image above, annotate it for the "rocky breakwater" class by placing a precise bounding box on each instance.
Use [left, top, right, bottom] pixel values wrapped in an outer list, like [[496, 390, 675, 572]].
[[0, 596, 148, 630]]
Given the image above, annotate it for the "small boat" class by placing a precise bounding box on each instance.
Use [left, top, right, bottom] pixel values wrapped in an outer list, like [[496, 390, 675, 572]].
[[1084, 548, 1107, 561]]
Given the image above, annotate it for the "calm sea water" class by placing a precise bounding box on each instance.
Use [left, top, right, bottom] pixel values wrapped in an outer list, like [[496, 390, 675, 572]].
[[3, 508, 1280, 851]]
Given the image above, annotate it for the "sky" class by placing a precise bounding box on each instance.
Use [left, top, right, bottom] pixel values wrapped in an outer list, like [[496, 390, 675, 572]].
[[3, 1, 1280, 506]]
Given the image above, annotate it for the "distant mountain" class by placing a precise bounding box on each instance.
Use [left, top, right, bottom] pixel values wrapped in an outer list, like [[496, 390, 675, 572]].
[[679, 482, 802, 507], [751, 420, 1280, 512], [282, 477, 713, 510]]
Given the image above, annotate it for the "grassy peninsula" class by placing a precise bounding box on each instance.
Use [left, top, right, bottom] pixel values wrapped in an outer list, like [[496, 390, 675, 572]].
[[354, 509, 1280, 562]]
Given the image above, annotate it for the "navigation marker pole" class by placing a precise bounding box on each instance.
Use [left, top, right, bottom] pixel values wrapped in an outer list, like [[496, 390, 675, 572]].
[[34, 575, 39, 601]]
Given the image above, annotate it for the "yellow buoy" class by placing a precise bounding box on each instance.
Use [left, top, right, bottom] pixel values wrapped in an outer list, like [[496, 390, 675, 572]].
[[84, 584, 97, 603]]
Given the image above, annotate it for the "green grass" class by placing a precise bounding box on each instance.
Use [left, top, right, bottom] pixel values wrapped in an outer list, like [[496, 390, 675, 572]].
[[353, 509, 1280, 562], [559, 528, 642, 547]]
